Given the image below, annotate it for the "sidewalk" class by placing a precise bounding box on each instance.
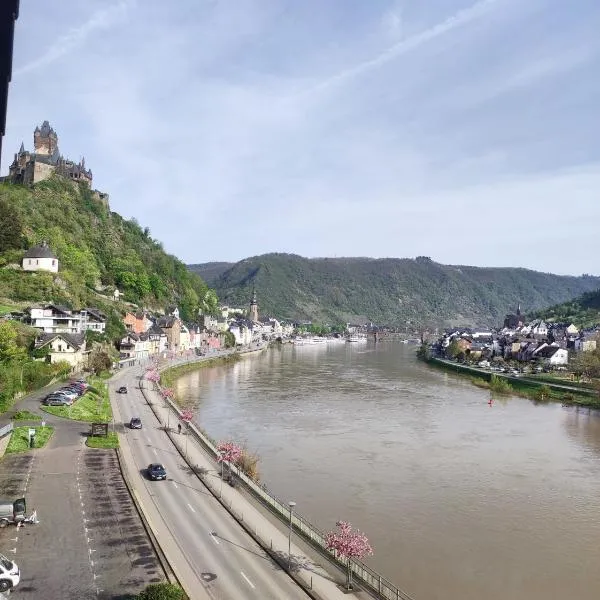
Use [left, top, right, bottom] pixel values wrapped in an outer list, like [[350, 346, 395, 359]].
[[139, 374, 365, 600]]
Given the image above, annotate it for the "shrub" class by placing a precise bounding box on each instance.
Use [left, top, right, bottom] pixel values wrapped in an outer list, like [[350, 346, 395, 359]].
[[488, 374, 513, 395], [136, 582, 187, 600]]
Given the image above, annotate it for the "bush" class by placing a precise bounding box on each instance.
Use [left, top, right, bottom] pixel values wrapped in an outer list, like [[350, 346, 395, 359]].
[[488, 374, 513, 395], [136, 583, 187, 600]]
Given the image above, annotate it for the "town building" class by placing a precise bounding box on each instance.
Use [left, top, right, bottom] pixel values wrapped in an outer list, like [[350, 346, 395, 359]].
[[26, 304, 106, 334], [34, 332, 87, 369]]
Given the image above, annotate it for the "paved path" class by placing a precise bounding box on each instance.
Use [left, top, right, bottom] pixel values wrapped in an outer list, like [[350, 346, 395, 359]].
[[112, 357, 364, 600]]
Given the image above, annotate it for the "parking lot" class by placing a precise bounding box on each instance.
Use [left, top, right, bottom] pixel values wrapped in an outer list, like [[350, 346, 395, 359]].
[[0, 427, 164, 599]]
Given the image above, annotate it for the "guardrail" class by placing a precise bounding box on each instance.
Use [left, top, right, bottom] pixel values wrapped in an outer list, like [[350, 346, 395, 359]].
[[153, 355, 416, 600]]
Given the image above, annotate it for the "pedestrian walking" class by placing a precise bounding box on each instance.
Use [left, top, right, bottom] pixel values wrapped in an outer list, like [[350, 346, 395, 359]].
[[178, 423, 182, 434]]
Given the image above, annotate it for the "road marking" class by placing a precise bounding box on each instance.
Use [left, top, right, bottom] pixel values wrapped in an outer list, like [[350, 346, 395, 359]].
[[152, 448, 157, 456], [240, 571, 255, 589], [172, 481, 179, 489], [209, 532, 220, 545], [186, 503, 196, 513]]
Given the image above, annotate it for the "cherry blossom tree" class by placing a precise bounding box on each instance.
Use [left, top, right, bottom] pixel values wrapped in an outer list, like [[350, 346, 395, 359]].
[[145, 369, 160, 390], [180, 409, 193, 423], [216, 441, 242, 481], [325, 520, 373, 589]]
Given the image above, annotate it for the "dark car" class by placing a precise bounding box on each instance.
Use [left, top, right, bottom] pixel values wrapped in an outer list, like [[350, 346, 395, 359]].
[[147, 463, 167, 480], [129, 417, 142, 429], [116, 386, 128, 394]]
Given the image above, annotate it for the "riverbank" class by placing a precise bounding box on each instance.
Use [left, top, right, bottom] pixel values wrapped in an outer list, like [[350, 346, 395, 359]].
[[426, 356, 600, 408], [159, 352, 240, 390]]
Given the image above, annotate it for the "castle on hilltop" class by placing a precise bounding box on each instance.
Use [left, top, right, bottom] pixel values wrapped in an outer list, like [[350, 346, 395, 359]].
[[2, 121, 109, 206]]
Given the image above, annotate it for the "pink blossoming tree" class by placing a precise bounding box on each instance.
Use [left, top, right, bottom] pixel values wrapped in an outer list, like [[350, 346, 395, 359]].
[[180, 409, 193, 423], [145, 369, 160, 390], [216, 441, 242, 479], [325, 520, 373, 589]]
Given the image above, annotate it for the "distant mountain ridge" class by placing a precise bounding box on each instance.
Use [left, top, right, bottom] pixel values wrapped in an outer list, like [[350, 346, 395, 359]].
[[188, 254, 600, 327]]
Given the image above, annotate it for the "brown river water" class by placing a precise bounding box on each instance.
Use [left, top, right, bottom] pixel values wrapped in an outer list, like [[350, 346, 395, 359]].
[[174, 342, 600, 600]]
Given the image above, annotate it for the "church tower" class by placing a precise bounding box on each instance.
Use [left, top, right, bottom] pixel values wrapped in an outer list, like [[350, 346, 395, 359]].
[[249, 288, 258, 322], [33, 120, 58, 155]]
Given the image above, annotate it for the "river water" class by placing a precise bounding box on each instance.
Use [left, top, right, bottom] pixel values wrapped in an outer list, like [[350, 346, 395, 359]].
[[174, 342, 600, 600]]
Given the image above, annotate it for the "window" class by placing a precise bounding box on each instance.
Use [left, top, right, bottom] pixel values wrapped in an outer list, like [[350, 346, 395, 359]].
[[36, 259, 39, 265], [52, 260, 56, 266], [28, 259, 32, 265]]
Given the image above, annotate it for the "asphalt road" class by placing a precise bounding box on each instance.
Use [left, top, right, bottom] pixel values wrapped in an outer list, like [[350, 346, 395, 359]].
[[0, 381, 164, 599], [114, 367, 311, 600]]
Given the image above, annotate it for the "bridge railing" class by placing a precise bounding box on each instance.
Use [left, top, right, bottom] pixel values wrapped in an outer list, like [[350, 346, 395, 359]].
[[155, 355, 416, 600]]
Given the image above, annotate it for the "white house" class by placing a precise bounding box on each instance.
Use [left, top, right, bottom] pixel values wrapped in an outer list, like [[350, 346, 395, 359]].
[[574, 335, 597, 353], [537, 345, 569, 366], [566, 324, 579, 336], [22, 241, 59, 273], [229, 321, 253, 346], [531, 320, 548, 337], [34, 333, 87, 369], [27, 304, 106, 334]]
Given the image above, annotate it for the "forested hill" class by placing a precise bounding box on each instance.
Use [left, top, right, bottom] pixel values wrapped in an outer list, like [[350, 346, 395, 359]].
[[531, 289, 600, 328], [0, 177, 216, 324], [188, 254, 600, 328]]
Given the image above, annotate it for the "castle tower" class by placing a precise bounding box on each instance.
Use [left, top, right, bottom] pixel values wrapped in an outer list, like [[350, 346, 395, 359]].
[[249, 288, 258, 322], [33, 120, 58, 155]]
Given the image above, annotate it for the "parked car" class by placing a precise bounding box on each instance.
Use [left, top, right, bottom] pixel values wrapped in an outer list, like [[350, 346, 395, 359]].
[[43, 397, 72, 406], [116, 386, 128, 394], [56, 389, 78, 400], [44, 391, 71, 402], [129, 417, 142, 429], [147, 463, 167, 480], [0, 553, 20, 593]]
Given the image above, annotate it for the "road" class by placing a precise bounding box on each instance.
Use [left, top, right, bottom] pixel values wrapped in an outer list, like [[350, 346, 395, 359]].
[[113, 365, 311, 600]]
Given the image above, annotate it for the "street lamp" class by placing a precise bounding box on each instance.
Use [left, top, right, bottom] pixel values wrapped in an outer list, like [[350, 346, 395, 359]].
[[288, 501, 296, 571]]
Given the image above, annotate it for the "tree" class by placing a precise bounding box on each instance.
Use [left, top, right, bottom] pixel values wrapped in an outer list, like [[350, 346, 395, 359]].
[[223, 330, 236, 349], [446, 339, 462, 359], [136, 582, 186, 600], [0, 322, 27, 364], [87, 344, 113, 375], [0, 197, 23, 252], [216, 440, 242, 479], [325, 520, 373, 590]]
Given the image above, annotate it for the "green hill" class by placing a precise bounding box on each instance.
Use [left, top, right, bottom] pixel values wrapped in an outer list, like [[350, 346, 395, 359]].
[[0, 176, 216, 331], [188, 254, 600, 328], [531, 289, 600, 328]]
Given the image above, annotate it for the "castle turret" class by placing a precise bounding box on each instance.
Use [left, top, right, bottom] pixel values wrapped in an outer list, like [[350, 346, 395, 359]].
[[33, 120, 58, 155], [249, 288, 258, 322]]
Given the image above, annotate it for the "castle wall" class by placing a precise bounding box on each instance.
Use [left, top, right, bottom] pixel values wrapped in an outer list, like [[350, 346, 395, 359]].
[[30, 161, 55, 184]]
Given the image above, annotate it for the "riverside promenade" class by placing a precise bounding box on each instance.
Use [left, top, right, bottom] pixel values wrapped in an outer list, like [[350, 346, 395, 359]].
[[113, 348, 375, 600]]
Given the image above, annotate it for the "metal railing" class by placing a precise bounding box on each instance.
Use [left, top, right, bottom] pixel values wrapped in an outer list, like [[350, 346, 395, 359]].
[[152, 353, 416, 600]]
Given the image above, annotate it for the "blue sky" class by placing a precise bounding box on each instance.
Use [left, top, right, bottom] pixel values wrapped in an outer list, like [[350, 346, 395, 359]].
[[2, 0, 599, 274]]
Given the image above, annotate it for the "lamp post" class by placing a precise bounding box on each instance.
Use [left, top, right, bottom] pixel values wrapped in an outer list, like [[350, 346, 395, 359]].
[[219, 452, 225, 498], [288, 501, 296, 571]]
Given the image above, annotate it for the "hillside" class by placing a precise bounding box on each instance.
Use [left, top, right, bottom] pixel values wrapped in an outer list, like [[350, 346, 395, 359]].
[[188, 254, 600, 327], [531, 289, 600, 328], [0, 177, 216, 330]]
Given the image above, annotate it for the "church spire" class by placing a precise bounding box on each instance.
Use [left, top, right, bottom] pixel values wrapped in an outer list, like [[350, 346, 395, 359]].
[[19, 141, 24, 153], [249, 287, 258, 322]]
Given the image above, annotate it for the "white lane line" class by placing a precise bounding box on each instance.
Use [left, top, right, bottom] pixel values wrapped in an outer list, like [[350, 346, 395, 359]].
[[240, 571, 255, 589], [152, 448, 157, 456], [186, 503, 196, 513], [209, 532, 220, 545], [172, 481, 179, 489]]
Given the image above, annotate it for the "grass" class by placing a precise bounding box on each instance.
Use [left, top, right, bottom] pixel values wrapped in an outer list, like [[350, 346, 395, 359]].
[[11, 410, 42, 421], [86, 431, 119, 449], [41, 378, 112, 422], [5, 425, 54, 454]]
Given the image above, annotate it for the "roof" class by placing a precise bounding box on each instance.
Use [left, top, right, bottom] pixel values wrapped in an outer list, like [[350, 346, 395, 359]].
[[83, 307, 105, 321], [24, 241, 57, 259], [35, 332, 85, 350]]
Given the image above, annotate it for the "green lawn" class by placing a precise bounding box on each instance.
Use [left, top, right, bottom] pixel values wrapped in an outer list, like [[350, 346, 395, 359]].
[[11, 410, 42, 421], [86, 431, 119, 449], [6, 425, 54, 454], [41, 379, 112, 422]]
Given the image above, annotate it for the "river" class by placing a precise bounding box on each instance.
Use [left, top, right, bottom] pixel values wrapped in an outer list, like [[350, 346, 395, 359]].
[[174, 342, 600, 600]]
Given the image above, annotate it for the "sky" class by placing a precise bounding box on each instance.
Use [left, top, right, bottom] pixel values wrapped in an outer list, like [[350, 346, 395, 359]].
[[2, 0, 600, 275]]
